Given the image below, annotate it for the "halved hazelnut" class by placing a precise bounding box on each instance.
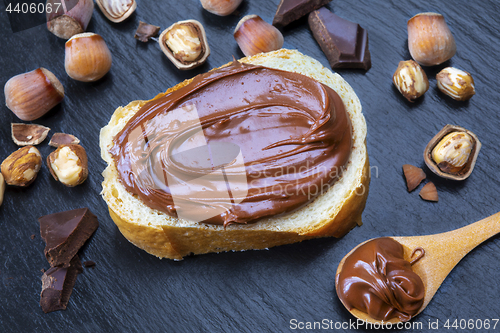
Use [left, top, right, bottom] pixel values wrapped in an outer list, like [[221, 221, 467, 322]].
[[402, 164, 426, 192], [234, 15, 284, 57], [11, 123, 51, 146], [419, 182, 438, 202], [95, 0, 136, 23], [424, 124, 481, 181], [1, 146, 42, 187], [47, 144, 88, 187], [159, 20, 210, 70], [49, 133, 80, 147]]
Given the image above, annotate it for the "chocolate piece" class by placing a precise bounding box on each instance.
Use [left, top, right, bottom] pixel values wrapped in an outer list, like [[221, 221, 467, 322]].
[[11, 123, 50, 146], [39, 208, 99, 267], [134, 21, 160, 42], [83, 260, 96, 268], [273, 0, 331, 28], [336, 238, 425, 322], [48, 133, 80, 147], [40, 255, 83, 313], [111, 61, 352, 226], [308, 8, 371, 70]]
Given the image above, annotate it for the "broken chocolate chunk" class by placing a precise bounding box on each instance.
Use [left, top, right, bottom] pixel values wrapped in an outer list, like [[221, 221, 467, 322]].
[[40, 255, 83, 313], [273, 0, 331, 28], [134, 21, 161, 42], [48, 133, 80, 147], [308, 8, 371, 70], [11, 123, 50, 146], [39, 208, 99, 267]]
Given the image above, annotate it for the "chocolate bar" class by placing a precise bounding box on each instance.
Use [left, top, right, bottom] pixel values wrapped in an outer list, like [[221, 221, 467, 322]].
[[308, 8, 371, 70], [39, 208, 99, 267], [273, 0, 331, 28], [40, 255, 83, 313]]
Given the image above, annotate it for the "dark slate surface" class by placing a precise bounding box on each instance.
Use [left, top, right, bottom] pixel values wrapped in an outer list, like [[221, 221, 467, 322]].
[[1, 0, 499, 332]]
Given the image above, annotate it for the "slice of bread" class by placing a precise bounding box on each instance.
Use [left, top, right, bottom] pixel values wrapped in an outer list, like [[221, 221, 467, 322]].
[[100, 49, 369, 260]]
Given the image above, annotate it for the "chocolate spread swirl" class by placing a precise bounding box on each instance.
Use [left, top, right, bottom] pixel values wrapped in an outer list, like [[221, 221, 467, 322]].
[[110, 61, 352, 226], [336, 238, 425, 322]]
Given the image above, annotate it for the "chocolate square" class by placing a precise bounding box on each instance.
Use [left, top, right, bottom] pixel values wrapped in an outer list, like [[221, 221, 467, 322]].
[[39, 208, 99, 267], [308, 8, 371, 70]]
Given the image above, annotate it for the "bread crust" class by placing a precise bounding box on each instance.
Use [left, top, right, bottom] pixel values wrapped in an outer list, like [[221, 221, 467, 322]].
[[100, 49, 370, 260]]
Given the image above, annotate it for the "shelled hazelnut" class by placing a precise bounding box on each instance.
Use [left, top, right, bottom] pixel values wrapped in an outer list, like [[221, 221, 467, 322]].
[[159, 20, 210, 70], [424, 125, 481, 181], [1, 146, 42, 187], [47, 144, 88, 187], [436, 67, 475, 101], [392, 60, 429, 102], [200, 0, 242, 16], [95, 0, 136, 23], [46, 0, 94, 39]]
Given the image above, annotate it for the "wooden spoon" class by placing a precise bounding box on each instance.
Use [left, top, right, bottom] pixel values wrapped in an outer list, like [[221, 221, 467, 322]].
[[336, 211, 500, 324]]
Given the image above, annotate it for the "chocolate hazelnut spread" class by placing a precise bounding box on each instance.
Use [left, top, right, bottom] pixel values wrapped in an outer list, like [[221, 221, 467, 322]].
[[110, 61, 352, 226], [336, 237, 425, 322]]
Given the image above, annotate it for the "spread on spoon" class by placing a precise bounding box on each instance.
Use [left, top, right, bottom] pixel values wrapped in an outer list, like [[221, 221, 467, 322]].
[[336, 237, 425, 322]]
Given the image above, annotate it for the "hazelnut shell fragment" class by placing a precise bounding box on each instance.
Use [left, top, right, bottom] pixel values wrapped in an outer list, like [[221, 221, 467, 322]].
[[419, 182, 439, 202], [11, 123, 51, 146], [47, 144, 88, 187], [49, 133, 80, 148], [134, 21, 160, 42], [402, 164, 426, 192], [424, 124, 481, 181], [1, 146, 42, 187], [0, 173, 5, 207], [159, 20, 210, 70]]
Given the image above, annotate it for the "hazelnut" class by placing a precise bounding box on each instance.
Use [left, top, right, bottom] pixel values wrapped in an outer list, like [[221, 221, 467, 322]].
[[65, 33, 112, 82], [407, 12, 456, 66], [234, 15, 284, 57], [424, 124, 481, 181], [392, 60, 429, 102], [46, 0, 94, 39], [1, 146, 42, 187], [95, 0, 136, 23], [200, 0, 242, 16], [4, 68, 64, 121], [47, 145, 88, 187], [159, 20, 210, 70], [432, 132, 473, 174], [436, 67, 475, 101], [0, 173, 5, 207]]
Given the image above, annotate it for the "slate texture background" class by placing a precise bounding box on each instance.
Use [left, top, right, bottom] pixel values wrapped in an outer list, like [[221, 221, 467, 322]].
[[1, 0, 499, 332]]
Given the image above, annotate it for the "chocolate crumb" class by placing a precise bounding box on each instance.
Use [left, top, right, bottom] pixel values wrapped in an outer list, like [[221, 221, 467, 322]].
[[83, 261, 96, 268], [135, 21, 160, 42], [31, 234, 35, 240]]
